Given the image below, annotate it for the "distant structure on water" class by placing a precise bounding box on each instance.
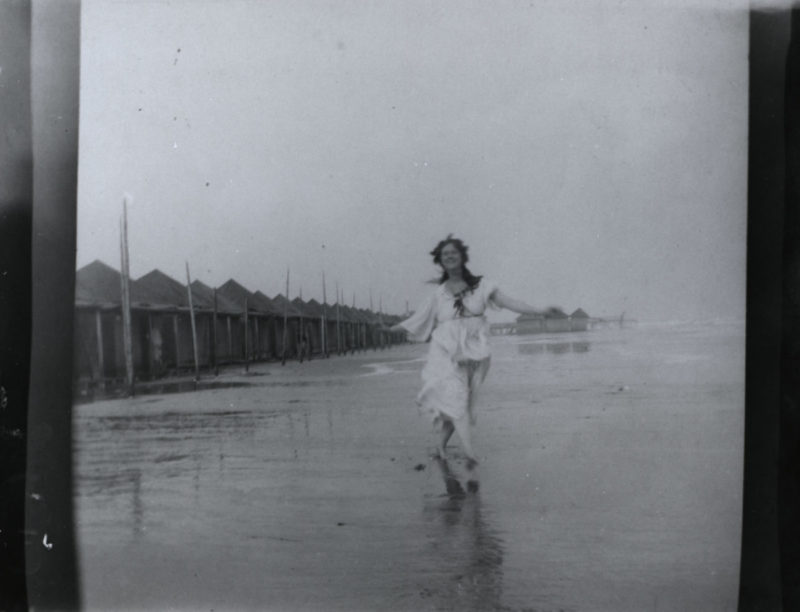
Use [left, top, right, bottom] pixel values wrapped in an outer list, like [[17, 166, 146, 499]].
[[490, 308, 631, 336]]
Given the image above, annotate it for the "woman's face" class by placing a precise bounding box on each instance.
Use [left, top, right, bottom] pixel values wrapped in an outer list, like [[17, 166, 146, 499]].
[[440, 243, 462, 272]]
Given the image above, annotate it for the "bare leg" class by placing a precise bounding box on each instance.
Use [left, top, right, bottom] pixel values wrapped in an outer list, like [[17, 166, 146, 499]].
[[437, 420, 455, 458], [453, 417, 477, 467]]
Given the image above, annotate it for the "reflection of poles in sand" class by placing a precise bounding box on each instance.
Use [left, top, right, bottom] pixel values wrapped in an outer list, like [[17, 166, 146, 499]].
[[420, 458, 505, 609]]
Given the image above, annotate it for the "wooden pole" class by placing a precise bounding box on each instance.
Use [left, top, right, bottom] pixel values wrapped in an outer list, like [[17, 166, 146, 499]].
[[335, 282, 341, 355], [147, 313, 155, 379], [322, 271, 328, 358], [244, 297, 249, 373], [282, 268, 289, 366], [119, 202, 134, 395], [227, 315, 232, 359], [95, 310, 105, 389], [212, 288, 218, 375], [185, 262, 200, 381], [298, 288, 305, 363], [173, 314, 180, 371], [123, 209, 134, 384], [353, 293, 358, 352], [273, 317, 279, 360], [379, 294, 384, 350]]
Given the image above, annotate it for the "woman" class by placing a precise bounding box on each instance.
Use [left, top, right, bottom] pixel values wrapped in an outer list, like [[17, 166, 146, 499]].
[[387, 235, 543, 467]]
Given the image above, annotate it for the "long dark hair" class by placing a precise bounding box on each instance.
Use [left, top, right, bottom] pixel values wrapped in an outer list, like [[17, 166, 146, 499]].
[[429, 234, 482, 290]]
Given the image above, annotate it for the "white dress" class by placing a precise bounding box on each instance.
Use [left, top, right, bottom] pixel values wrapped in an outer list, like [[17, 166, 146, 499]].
[[399, 279, 499, 428]]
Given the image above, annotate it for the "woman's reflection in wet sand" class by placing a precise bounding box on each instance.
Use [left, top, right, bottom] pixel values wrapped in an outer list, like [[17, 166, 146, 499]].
[[419, 458, 505, 611]]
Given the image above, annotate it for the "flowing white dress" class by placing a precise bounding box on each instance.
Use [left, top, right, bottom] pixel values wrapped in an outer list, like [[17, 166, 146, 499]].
[[399, 280, 499, 428]]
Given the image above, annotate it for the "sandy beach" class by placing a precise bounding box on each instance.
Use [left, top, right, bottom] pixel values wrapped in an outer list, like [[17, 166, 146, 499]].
[[74, 322, 744, 611]]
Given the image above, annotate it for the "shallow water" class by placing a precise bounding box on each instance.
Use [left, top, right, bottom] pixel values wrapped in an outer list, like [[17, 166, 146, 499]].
[[74, 322, 744, 611]]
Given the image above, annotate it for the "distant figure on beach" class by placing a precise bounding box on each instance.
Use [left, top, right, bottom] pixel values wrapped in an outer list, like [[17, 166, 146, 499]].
[[386, 235, 545, 467], [299, 332, 310, 363]]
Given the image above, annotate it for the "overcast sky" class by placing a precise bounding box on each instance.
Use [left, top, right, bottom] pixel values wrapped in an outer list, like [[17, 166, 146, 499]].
[[76, 0, 749, 323]]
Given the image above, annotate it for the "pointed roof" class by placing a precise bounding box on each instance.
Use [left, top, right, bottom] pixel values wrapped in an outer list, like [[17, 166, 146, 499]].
[[75, 261, 184, 311], [252, 291, 283, 316], [135, 269, 203, 310], [570, 308, 590, 319], [338, 304, 357, 323], [217, 279, 257, 312], [544, 307, 569, 319], [358, 308, 381, 323], [271, 293, 303, 317], [291, 297, 315, 317], [303, 298, 325, 317], [190, 280, 241, 314], [75, 260, 124, 306]]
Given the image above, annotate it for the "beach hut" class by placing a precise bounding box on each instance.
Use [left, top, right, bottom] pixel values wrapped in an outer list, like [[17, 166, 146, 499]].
[[217, 279, 260, 364], [189, 280, 243, 366], [74, 261, 194, 388], [252, 291, 283, 360], [292, 297, 322, 358], [570, 308, 590, 332], [270, 293, 303, 359], [74, 260, 128, 386], [358, 308, 383, 349], [544, 308, 571, 333], [134, 269, 200, 376], [515, 312, 545, 334], [340, 305, 364, 352]]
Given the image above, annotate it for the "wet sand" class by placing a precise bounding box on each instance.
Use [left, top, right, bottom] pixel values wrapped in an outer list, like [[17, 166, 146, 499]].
[[74, 323, 744, 611]]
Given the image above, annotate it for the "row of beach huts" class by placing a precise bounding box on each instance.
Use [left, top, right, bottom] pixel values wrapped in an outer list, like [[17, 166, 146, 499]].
[[73, 260, 406, 396]]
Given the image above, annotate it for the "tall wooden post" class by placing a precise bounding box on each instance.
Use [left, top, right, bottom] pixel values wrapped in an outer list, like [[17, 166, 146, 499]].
[[272, 317, 280, 359], [227, 315, 232, 359], [282, 268, 289, 365], [173, 314, 180, 371], [244, 298, 249, 373], [298, 290, 305, 363], [253, 317, 261, 361], [147, 313, 155, 379], [119, 200, 134, 395], [95, 310, 105, 388], [322, 271, 328, 358], [185, 262, 200, 380], [335, 282, 341, 355], [379, 295, 385, 350], [212, 288, 218, 375]]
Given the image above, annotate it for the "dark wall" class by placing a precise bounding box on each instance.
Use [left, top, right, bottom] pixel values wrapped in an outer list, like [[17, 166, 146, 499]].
[[742, 9, 795, 611], [25, 0, 81, 608], [0, 2, 33, 608]]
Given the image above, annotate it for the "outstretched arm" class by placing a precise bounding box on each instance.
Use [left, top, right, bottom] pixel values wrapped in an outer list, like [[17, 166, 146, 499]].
[[490, 289, 542, 316]]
